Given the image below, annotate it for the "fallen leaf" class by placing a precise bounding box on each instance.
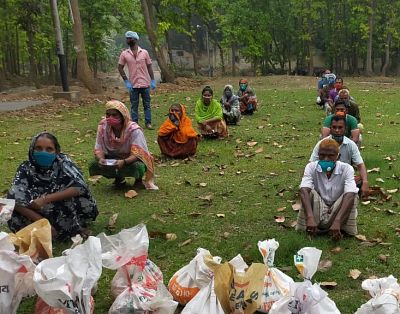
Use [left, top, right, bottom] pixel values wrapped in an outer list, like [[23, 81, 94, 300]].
[[198, 194, 213, 201], [376, 178, 385, 183], [276, 207, 286, 212], [387, 189, 398, 194], [166, 233, 177, 241], [219, 171, 225, 176], [235, 138, 242, 144], [318, 259, 333, 272], [320, 281, 337, 289], [216, 213, 225, 218], [373, 207, 381, 212], [290, 221, 297, 228], [355, 234, 368, 241], [292, 202, 302, 211], [107, 213, 118, 229], [378, 254, 389, 263], [188, 212, 202, 217], [178, 239, 192, 247], [125, 190, 138, 199], [255, 147, 264, 154], [199, 182, 207, 187], [151, 213, 166, 224], [88, 175, 102, 185], [222, 232, 230, 239], [288, 169, 296, 173], [275, 216, 285, 223], [349, 269, 361, 279], [247, 141, 258, 147], [264, 154, 273, 159], [361, 201, 371, 205], [330, 247, 342, 254], [367, 167, 380, 173], [202, 166, 210, 172]]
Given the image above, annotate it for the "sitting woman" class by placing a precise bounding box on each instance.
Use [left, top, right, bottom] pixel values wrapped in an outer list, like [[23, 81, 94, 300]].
[[7, 132, 98, 240], [89, 100, 158, 190], [237, 78, 257, 114], [158, 104, 199, 158], [195, 86, 228, 139], [220, 84, 241, 125]]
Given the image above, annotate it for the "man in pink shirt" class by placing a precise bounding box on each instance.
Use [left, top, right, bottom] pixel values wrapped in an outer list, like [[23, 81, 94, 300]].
[[118, 31, 156, 129]]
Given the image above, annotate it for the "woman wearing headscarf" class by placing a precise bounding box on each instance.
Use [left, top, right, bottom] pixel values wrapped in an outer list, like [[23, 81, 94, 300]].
[[237, 78, 257, 114], [89, 100, 158, 189], [220, 84, 241, 125], [7, 132, 98, 240], [158, 104, 199, 158], [195, 86, 228, 139]]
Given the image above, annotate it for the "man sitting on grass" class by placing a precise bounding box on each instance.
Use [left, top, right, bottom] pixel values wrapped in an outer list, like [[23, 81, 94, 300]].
[[310, 115, 369, 198], [296, 138, 359, 240]]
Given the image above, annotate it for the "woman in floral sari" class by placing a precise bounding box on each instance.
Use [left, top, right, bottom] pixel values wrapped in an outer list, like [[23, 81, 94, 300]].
[[89, 100, 158, 189], [195, 86, 228, 139], [7, 132, 98, 240]]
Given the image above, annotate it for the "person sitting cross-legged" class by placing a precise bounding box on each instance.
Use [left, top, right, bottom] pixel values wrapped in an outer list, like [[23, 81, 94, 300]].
[[311, 115, 369, 198], [220, 84, 241, 125], [157, 104, 200, 158], [89, 100, 158, 190], [237, 78, 257, 115], [296, 138, 359, 240]]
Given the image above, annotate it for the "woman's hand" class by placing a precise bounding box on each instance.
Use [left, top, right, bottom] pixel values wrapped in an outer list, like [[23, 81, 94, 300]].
[[98, 158, 106, 168], [30, 196, 48, 211], [115, 160, 125, 169]]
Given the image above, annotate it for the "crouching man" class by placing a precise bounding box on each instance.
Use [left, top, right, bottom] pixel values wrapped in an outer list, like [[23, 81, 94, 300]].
[[296, 138, 359, 240]]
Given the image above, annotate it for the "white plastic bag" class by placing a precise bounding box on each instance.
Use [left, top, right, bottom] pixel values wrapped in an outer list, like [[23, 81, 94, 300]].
[[355, 275, 400, 314], [270, 247, 340, 314], [0, 231, 15, 251], [0, 250, 36, 314], [0, 198, 15, 225], [33, 236, 102, 314], [258, 239, 294, 313], [168, 248, 221, 305]]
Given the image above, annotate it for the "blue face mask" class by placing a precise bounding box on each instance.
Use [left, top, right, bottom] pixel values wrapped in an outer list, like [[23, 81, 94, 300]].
[[318, 160, 335, 172], [33, 151, 57, 168], [239, 84, 247, 91]]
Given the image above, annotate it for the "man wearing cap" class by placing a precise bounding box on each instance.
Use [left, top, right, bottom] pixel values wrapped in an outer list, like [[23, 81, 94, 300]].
[[296, 138, 359, 240], [118, 31, 156, 129]]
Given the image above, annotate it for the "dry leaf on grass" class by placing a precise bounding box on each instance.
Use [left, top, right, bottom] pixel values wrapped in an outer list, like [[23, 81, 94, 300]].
[[376, 178, 385, 183], [255, 147, 264, 154], [151, 213, 166, 224], [247, 141, 258, 147], [290, 221, 297, 228], [318, 259, 333, 272], [355, 234, 368, 242], [378, 254, 389, 263], [330, 247, 342, 254], [361, 201, 371, 205], [292, 202, 302, 211], [88, 175, 102, 185], [188, 212, 202, 217], [166, 233, 177, 241], [198, 194, 213, 201], [235, 138, 242, 144], [387, 189, 398, 194], [108, 213, 118, 229], [349, 269, 361, 279], [178, 239, 192, 247], [125, 190, 138, 199], [367, 167, 380, 173], [222, 232, 230, 239], [216, 213, 225, 218], [199, 182, 207, 187], [320, 281, 337, 289], [275, 216, 285, 223], [276, 207, 286, 212]]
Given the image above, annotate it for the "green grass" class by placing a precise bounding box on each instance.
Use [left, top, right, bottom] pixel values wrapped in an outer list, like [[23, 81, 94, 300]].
[[2, 75, 400, 314]]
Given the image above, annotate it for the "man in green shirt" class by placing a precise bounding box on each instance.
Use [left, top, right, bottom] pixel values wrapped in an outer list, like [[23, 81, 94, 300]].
[[321, 101, 360, 144]]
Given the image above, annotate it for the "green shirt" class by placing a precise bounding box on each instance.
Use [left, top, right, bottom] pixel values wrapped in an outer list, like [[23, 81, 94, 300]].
[[323, 114, 358, 138]]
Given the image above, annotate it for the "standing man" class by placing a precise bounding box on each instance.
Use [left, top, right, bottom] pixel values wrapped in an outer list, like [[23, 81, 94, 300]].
[[118, 31, 156, 129]]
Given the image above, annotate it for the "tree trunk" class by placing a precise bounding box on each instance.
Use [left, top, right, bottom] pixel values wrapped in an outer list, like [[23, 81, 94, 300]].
[[26, 29, 41, 88], [166, 32, 174, 65], [231, 45, 236, 76], [365, 0, 374, 75], [381, 33, 391, 76], [217, 43, 225, 75], [141, 0, 175, 82], [307, 42, 313, 76], [70, 0, 100, 93]]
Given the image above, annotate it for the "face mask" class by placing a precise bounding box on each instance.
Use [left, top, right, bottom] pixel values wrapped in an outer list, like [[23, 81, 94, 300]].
[[332, 134, 344, 143], [335, 111, 346, 117], [239, 84, 247, 91], [127, 39, 136, 47], [318, 160, 335, 172], [225, 91, 232, 98], [33, 151, 57, 168], [335, 83, 342, 90], [106, 117, 121, 126]]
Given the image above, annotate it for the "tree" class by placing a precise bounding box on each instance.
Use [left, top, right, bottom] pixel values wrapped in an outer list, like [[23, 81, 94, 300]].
[[69, 0, 100, 93]]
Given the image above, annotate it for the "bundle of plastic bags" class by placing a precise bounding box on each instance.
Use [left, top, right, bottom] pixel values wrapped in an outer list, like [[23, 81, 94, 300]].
[[0, 198, 15, 225], [33, 236, 102, 314], [168, 248, 221, 305], [9, 218, 53, 264], [98, 224, 177, 314], [0, 232, 36, 314], [355, 275, 400, 314], [258, 239, 294, 313], [270, 247, 340, 314]]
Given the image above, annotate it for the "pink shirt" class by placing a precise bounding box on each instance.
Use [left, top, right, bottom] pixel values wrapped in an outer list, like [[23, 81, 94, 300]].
[[118, 47, 152, 88]]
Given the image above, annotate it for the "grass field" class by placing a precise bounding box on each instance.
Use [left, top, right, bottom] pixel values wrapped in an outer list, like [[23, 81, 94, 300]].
[[1, 75, 400, 314]]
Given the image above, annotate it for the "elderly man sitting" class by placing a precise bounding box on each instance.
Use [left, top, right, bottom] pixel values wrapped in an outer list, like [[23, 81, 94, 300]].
[[296, 138, 359, 240]]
